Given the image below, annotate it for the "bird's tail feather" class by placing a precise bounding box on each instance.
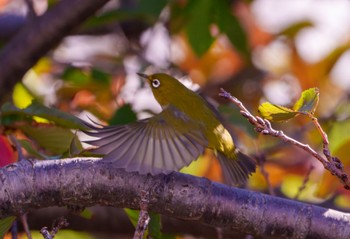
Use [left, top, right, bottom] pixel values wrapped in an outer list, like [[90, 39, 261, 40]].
[[217, 151, 256, 186]]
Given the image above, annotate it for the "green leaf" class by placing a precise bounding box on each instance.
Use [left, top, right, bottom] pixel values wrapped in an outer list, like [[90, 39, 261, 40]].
[[214, 0, 249, 57], [84, 0, 168, 30], [19, 139, 48, 159], [293, 88, 319, 114], [124, 208, 139, 228], [109, 104, 137, 125], [68, 134, 84, 157], [148, 212, 162, 239], [169, 2, 189, 33], [258, 102, 298, 122], [1, 101, 86, 129], [80, 208, 93, 219], [61, 67, 111, 88], [139, 0, 168, 18], [61, 67, 90, 85], [0, 216, 16, 238], [19, 125, 75, 155], [84, 10, 135, 29], [0, 104, 32, 125], [185, 0, 215, 56], [91, 68, 111, 85]]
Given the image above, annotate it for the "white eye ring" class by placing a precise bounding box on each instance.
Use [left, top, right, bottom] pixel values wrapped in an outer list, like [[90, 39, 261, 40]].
[[152, 79, 161, 88]]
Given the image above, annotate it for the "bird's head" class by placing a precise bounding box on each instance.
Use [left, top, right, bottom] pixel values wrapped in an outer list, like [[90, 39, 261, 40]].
[[137, 73, 187, 108]]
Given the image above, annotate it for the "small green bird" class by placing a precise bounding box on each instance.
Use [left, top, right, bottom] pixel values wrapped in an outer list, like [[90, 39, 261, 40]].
[[85, 73, 256, 185]]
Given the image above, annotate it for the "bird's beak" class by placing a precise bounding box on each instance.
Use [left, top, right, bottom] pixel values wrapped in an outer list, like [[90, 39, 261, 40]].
[[137, 73, 149, 80]]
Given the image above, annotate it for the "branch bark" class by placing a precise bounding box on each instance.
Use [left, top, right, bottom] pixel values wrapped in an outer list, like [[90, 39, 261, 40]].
[[1, 158, 349, 238], [25, 207, 244, 237], [0, 0, 110, 103]]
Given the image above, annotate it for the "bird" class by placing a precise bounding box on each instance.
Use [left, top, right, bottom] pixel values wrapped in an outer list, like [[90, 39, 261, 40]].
[[84, 73, 256, 185]]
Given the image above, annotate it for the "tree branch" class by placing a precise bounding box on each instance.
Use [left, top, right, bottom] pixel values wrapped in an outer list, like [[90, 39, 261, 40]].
[[0, 0, 110, 103], [25, 207, 244, 237], [0, 158, 349, 238], [219, 88, 350, 190]]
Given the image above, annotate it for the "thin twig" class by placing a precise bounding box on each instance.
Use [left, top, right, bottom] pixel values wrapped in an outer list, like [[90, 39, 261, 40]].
[[219, 88, 350, 190], [40, 217, 69, 239], [133, 190, 151, 239], [308, 113, 331, 160], [52, 217, 69, 237], [11, 220, 18, 239], [40, 227, 52, 239], [257, 154, 275, 196], [24, 0, 37, 18], [9, 134, 36, 166], [216, 227, 223, 239], [20, 214, 32, 239], [9, 135, 24, 161], [294, 164, 315, 200], [308, 115, 345, 177]]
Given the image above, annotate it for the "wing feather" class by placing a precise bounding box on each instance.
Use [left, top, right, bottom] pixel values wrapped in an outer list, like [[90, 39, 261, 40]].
[[104, 124, 147, 164], [162, 126, 186, 169], [115, 124, 147, 169], [92, 126, 136, 154], [86, 127, 130, 148], [84, 106, 208, 175]]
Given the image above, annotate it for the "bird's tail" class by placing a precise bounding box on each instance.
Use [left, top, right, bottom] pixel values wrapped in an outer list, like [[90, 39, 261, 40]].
[[217, 150, 256, 186]]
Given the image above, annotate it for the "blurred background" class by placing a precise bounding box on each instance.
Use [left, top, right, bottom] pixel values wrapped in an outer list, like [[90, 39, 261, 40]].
[[1, 0, 350, 238]]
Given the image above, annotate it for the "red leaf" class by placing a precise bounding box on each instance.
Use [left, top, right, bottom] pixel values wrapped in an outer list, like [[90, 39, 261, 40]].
[[0, 136, 16, 167]]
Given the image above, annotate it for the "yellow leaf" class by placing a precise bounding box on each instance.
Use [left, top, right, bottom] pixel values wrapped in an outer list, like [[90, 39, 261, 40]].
[[334, 195, 350, 209], [258, 102, 297, 122], [281, 174, 322, 202], [13, 83, 34, 109]]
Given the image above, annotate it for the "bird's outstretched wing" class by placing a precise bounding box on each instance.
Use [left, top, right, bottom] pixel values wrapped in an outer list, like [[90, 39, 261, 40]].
[[84, 106, 208, 175]]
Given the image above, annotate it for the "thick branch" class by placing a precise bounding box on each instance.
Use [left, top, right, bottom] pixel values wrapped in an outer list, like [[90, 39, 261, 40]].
[[0, 0, 110, 102], [26, 207, 244, 237], [0, 158, 349, 238]]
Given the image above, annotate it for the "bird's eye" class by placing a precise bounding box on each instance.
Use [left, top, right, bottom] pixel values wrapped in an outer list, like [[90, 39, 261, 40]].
[[151, 79, 161, 88]]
